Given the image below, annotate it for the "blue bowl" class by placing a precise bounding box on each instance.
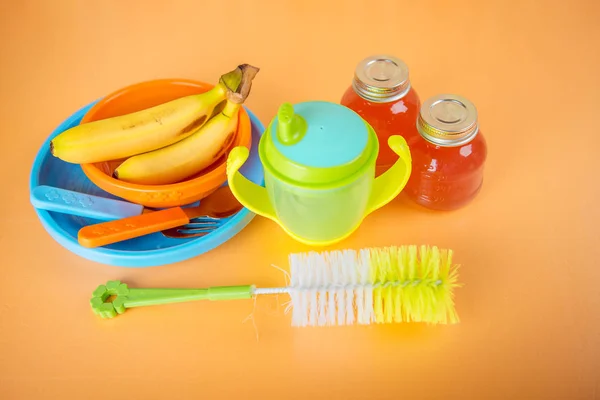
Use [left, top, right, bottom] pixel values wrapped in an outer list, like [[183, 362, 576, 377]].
[[29, 100, 265, 267]]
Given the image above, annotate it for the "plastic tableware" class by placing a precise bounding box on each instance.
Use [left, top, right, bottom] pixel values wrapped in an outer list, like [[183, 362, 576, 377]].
[[79, 78, 253, 208], [226, 101, 412, 247], [30, 185, 147, 220], [77, 186, 243, 248], [30, 100, 265, 268]]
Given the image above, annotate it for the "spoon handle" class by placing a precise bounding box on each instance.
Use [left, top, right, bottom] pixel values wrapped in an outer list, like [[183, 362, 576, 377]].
[[78, 207, 191, 248], [30, 185, 144, 220]]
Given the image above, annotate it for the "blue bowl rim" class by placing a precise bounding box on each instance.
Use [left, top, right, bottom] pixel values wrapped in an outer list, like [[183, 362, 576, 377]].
[[29, 99, 266, 268]]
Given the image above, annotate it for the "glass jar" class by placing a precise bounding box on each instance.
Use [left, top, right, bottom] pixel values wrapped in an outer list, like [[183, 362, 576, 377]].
[[404, 94, 487, 211], [341, 55, 421, 176]]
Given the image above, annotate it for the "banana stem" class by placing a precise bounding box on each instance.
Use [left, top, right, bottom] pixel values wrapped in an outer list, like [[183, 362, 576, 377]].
[[219, 66, 244, 93], [227, 64, 260, 105], [222, 101, 241, 118]]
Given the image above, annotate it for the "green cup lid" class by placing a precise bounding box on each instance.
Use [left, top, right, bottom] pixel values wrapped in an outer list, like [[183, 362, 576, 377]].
[[259, 101, 378, 187]]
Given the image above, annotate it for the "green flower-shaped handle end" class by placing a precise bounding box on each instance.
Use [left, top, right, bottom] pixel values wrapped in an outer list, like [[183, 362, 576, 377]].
[[90, 280, 129, 319]]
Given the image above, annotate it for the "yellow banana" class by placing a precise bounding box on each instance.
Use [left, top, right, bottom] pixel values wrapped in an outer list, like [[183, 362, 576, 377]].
[[114, 101, 241, 185], [50, 65, 246, 164], [114, 64, 260, 185]]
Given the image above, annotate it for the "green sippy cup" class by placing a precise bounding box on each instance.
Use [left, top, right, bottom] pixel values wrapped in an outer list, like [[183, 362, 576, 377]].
[[226, 101, 412, 246]]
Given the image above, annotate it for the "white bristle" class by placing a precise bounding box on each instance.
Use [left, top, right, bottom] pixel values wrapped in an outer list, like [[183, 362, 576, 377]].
[[357, 249, 373, 324], [288, 249, 372, 327]]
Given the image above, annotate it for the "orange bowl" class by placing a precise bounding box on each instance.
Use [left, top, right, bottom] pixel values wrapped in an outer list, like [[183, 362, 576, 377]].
[[80, 78, 252, 208]]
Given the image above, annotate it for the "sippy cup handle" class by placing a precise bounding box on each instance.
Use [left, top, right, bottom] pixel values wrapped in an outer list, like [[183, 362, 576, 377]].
[[226, 146, 278, 222], [366, 135, 412, 215]]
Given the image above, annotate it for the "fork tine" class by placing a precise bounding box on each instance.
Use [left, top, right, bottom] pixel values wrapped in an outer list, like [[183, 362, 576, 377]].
[[188, 216, 221, 222], [183, 222, 221, 229], [161, 224, 220, 239], [178, 227, 215, 234], [162, 229, 209, 239], [160, 210, 235, 239], [167, 231, 211, 238]]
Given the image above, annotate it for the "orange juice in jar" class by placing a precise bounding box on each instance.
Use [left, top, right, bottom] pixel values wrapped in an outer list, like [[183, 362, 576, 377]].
[[341, 55, 421, 176]]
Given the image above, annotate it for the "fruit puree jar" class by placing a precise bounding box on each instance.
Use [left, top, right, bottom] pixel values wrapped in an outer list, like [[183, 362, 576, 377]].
[[341, 55, 421, 176], [405, 94, 487, 211]]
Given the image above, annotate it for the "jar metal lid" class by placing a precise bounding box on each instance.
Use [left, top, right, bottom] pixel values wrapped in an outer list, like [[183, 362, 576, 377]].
[[417, 94, 479, 147], [352, 55, 411, 103]]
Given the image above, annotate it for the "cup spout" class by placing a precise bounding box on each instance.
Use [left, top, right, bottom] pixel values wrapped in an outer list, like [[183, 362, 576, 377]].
[[366, 135, 412, 215], [226, 146, 277, 221]]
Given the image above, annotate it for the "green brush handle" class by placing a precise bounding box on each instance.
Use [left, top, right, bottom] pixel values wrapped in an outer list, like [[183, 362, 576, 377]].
[[90, 280, 253, 319]]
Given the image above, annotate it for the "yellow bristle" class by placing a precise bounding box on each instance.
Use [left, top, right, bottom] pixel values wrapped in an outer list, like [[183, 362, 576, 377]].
[[367, 245, 461, 325]]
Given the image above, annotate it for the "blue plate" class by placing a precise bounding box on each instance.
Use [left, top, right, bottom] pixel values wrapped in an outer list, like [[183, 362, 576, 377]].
[[29, 100, 265, 267]]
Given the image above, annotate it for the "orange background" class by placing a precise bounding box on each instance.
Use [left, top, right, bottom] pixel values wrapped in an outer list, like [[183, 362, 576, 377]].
[[1, 0, 599, 398]]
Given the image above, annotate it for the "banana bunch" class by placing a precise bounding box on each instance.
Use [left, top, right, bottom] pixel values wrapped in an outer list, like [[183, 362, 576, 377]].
[[50, 64, 259, 185]]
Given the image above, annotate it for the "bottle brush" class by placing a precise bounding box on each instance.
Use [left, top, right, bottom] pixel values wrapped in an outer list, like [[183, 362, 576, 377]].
[[91, 245, 461, 326]]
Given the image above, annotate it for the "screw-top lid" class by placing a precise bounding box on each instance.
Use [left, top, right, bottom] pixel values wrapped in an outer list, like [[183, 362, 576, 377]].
[[259, 101, 378, 187], [417, 94, 479, 147], [352, 55, 411, 103]]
